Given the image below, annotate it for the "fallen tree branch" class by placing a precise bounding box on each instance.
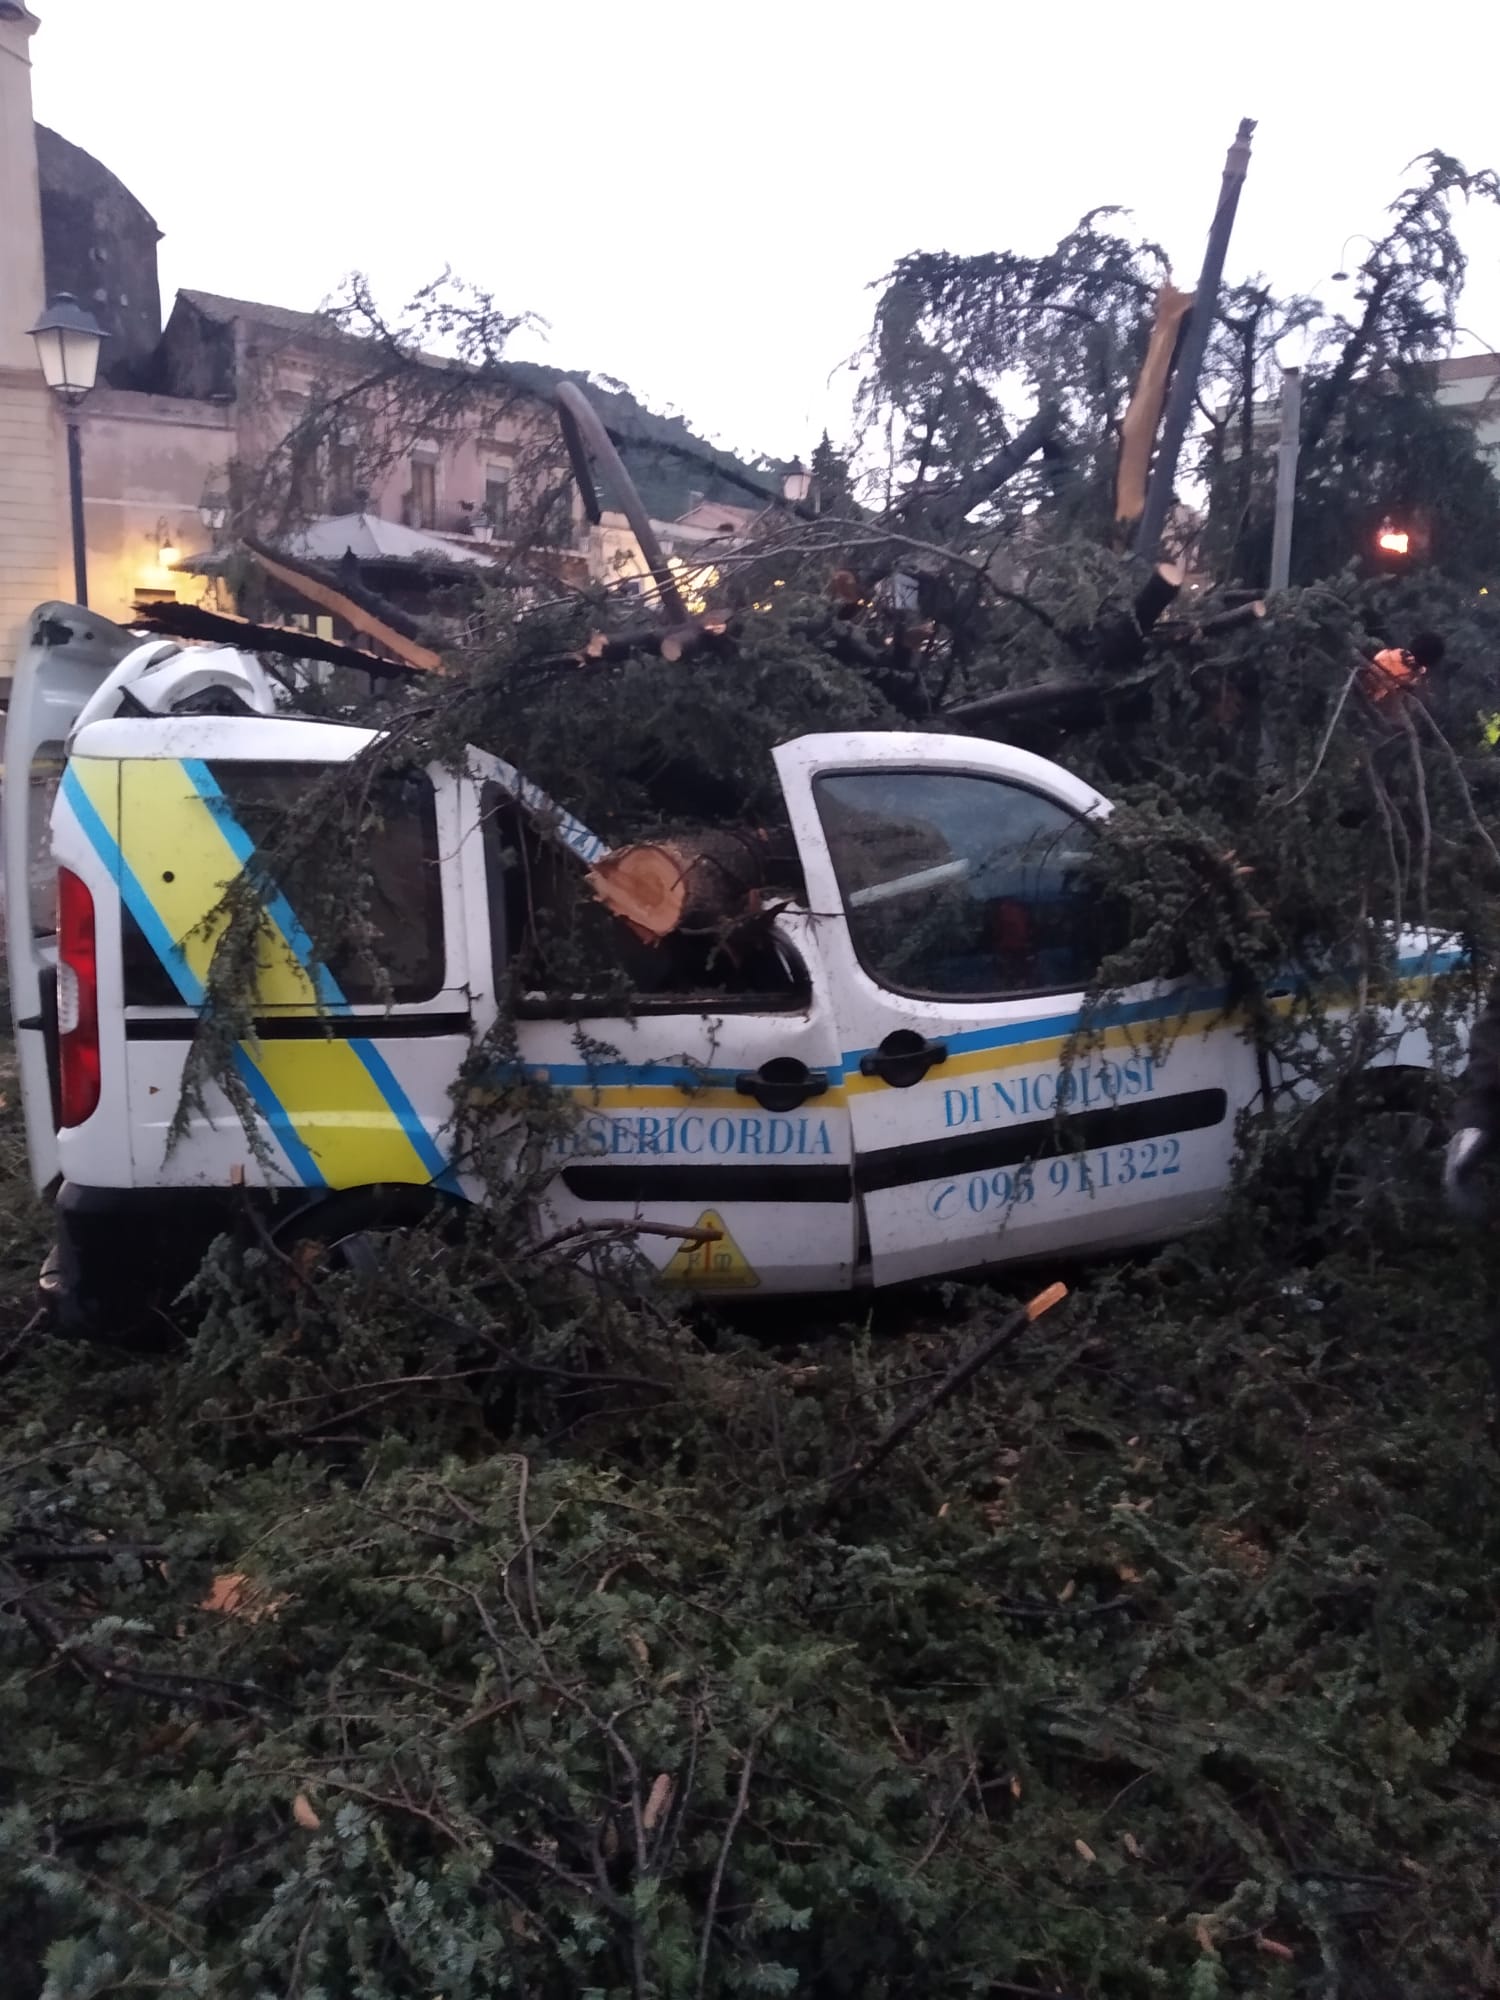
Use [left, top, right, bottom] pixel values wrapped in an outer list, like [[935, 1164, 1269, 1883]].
[[557, 381, 688, 621], [1196, 597, 1267, 634], [1410, 699, 1500, 879], [530, 1218, 724, 1258], [820, 1283, 1068, 1514], [694, 1713, 779, 1999], [582, 619, 731, 666], [1272, 655, 1367, 809], [3, 1540, 168, 1565], [943, 667, 1159, 729], [0, 1557, 273, 1714], [1131, 560, 1187, 640], [915, 401, 1062, 536]]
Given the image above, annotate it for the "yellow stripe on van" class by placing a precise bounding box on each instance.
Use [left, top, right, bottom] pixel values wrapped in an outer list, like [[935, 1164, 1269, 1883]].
[[82, 756, 445, 1190], [118, 759, 319, 1010], [239, 1038, 441, 1186]]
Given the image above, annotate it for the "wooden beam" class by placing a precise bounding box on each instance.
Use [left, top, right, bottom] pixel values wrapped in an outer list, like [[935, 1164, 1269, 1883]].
[[130, 598, 421, 678], [242, 542, 446, 673]]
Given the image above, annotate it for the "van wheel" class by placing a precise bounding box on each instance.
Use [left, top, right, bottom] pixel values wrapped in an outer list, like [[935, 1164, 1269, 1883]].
[[1315, 1069, 1446, 1232], [270, 1187, 453, 1284]]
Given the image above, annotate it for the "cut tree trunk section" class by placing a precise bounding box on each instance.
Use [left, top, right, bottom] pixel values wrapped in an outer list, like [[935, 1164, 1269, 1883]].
[[588, 829, 776, 943]]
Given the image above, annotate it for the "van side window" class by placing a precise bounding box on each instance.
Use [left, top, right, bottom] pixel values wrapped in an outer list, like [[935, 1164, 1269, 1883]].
[[481, 785, 808, 1015], [215, 765, 443, 1004], [814, 768, 1111, 1000], [122, 764, 444, 1007]]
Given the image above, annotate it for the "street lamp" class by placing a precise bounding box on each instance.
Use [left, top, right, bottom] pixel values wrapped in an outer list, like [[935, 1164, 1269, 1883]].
[[198, 488, 229, 535], [782, 457, 813, 506], [28, 293, 105, 607]]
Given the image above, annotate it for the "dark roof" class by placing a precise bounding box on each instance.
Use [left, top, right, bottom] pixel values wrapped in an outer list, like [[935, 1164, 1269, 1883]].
[[178, 289, 342, 341], [35, 125, 161, 238]]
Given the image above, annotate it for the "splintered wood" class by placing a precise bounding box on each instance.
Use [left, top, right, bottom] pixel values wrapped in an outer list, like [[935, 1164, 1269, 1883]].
[[1115, 283, 1195, 527]]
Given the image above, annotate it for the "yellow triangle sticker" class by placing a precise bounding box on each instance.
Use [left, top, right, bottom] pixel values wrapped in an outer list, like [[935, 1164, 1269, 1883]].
[[660, 1210, 760, 1289]]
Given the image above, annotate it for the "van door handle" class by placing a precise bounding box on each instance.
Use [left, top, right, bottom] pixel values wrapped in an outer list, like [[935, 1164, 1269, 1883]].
[[859, 1031, 949, 1089], [734, 1058, 829, 1113]]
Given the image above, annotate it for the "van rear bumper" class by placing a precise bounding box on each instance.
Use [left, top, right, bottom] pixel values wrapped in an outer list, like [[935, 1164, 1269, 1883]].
[[46, 1182, 245, 1340]]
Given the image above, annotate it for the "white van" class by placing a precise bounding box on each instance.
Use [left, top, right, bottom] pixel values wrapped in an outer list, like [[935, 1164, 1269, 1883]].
[[3, 603, 1461, 1332]]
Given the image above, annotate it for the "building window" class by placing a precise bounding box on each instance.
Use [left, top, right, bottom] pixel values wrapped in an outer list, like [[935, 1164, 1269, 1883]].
[[290, 445, 321, 520], [329, 437, 358, 513], [545, 489, 575, 548], [485, 464, 511, 531], [408, 455, 437, 530]]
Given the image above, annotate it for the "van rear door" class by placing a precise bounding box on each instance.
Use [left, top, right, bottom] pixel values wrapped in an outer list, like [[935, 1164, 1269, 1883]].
[[91, 720, 471, 1195], [4, 606, 145, 1189]]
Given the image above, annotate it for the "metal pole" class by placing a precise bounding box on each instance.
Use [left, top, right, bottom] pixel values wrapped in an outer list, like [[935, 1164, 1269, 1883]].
[[1268, 365, 1301, 592], [64, 409, 88, 606], [1136, 117, 1257, 565], [554, 381, 686, 622]]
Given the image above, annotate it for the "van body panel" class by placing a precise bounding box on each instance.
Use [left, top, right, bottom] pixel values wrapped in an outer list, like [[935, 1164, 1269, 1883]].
[[5, 610, 1472, 1317]]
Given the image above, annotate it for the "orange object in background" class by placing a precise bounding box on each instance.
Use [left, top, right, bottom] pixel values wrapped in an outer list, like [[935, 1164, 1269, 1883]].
[[1365, 646, 1423, 702]]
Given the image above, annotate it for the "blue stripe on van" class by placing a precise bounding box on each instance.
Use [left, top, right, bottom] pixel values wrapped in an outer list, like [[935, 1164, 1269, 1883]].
[[60, 762, 326, 1189]]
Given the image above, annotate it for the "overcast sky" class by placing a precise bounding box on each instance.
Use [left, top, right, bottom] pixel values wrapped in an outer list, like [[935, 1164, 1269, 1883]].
[[29, 0, 1500, 464]]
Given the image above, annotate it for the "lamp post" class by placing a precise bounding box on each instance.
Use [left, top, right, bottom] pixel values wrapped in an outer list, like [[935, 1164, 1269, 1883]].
[[1331, 235, 1378, 283], [28, 293, 105, 607], [782, 457, 813, 507]]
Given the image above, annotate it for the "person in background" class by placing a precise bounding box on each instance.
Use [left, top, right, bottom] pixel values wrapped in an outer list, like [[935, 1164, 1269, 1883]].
[[1362, 631, 1446, 704]]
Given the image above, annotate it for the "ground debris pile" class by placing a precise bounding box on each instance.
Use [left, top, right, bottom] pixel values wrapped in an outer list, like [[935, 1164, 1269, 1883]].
[[4, 1140, 1500, 1996]]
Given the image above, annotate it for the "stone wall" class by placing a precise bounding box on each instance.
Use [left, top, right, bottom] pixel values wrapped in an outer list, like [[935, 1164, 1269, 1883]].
[[0, 10, 67, 681]]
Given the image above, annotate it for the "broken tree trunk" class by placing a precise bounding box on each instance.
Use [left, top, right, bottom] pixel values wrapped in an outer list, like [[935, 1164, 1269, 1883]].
[[1133, 559, 1186, 635], [556, 382, 688, 622], [1134, 116, 1257, 562], [582, 619, 731, 666], [943, 673, 1136, 730], [1087, 560, 1187, 674], [588, 829, 776, 943], [1115, 283, 1194, 529]]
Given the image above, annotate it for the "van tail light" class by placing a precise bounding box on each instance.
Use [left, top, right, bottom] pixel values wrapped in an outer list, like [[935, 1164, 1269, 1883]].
[[57, 867, 101, 1128]]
